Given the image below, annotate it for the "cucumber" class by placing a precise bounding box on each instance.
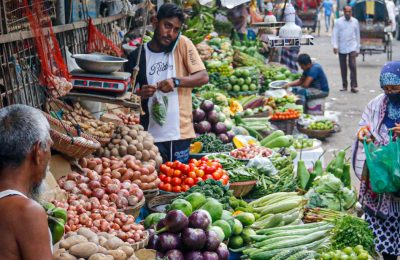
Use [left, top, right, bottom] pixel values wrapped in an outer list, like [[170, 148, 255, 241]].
[[271, 247, 306, 260], [262, 213, 283, 229], [283, 211, 300, 225], [260, 130, 285, 146], [259, 222, 330, 235], [260, 200, 302, 215], [249, 192, 298, 207], [287, 250, 316, 260]]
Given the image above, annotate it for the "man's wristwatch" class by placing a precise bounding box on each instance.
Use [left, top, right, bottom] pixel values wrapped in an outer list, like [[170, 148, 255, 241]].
[[172, 77, 181, 88]]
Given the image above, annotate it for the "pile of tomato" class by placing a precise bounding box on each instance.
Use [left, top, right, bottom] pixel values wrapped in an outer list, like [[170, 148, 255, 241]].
[[158, 157, 230, 193], [271, 108, 300, 120]]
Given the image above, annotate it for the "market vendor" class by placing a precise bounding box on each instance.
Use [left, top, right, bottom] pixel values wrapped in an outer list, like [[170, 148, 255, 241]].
[[352, 61, 400, 260], [0, 105, 53, 260], [125, 3, 209, 163], [284, 53, 329, 110]]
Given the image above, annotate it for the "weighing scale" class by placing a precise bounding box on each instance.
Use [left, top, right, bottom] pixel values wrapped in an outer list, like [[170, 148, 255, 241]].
[[71, 69, 131, 95]]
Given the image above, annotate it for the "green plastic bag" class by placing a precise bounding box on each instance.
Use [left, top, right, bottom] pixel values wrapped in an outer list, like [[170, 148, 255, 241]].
[[363, 133, 400, 193]]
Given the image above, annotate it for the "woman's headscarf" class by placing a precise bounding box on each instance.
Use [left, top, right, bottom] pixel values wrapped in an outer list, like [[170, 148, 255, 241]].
[[380, 61, 400, 88]]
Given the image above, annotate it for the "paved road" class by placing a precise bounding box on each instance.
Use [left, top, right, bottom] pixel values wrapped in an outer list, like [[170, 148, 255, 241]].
[[301, 30, 400, 186]]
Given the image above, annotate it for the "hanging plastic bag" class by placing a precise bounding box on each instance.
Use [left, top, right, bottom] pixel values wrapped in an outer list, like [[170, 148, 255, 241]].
[[87, 18, 123, 57], [363, 133, 400, 193], [246, 156, 278, 176], [151, 91, 168, 126], [24, 0, 72, 98]]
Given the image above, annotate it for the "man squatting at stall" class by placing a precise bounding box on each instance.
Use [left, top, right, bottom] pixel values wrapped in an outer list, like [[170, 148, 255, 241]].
[[0, 105, 54, 260], [125, 3, 209, 163]]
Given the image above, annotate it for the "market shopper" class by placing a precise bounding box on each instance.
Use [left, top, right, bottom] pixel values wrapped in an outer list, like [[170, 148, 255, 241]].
[[322, 0, 334, 32], [331, 6, 360, 93], [285, 53, 329, 110], [227, 4, 250, 41], [125, 3, 209, 163], [352, 61, 400, 260], [0, 104, 53, 260]]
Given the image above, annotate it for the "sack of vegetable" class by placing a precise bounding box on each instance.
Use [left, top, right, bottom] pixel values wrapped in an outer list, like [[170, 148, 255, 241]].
[[151, 91, 168, 126]]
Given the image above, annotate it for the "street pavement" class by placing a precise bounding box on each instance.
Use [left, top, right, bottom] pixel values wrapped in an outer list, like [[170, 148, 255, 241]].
[[301, 28, 400, 186]]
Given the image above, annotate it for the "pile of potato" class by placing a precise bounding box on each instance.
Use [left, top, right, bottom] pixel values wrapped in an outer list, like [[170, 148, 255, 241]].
[[54, 227, 140, 260], [116, 113, 139, 126], [97, 125, 162, 167], [63, 103, 114, 139]]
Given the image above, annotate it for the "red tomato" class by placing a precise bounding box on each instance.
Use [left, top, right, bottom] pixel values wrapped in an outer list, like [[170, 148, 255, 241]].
[[195, 169, 205, 178], [166, 168, 174, 177], [184, 177, 195, 187], [205, 166, 216, 175], [164, 183, 172, 192], [181, 175, 187, 180], [188, 171, 197, 179], [201, 157, 208, 161], [195, 177, 203, 184], [172, 186, 182, 193], [158, 182, 165, 190], [164, 177, 172, 184], [212, 170, 222, 180], [171, 177, 182, 186], [181, 185, 190, 192], [173, 161, 181, 169], [173, 170, 182, 178], [166, 162, 173, 168], [158, 174, 167, 182], [204, 174, 214, 180], [220, 178, 228, 185], [188, 163, 196, 171], [160, 164, 168, 174], [181, 164, 190, 174], [189, 159, 198, 164]]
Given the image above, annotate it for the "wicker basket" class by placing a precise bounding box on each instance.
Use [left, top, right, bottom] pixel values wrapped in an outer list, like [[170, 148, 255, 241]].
[[143, 188, 160, 201], [119, 197, 145, 219], [46, 98, 112, 145], [130, 230, 149, 250], [43, 112, 100, 158], [297, 124, 333, 140], [147, 194, 179, 214], [270, 119, 297, 135], [229, 180, 257, 198]]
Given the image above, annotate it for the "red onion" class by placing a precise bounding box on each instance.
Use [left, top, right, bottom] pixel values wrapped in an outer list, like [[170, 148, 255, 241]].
[[92, 188, 105, 199]]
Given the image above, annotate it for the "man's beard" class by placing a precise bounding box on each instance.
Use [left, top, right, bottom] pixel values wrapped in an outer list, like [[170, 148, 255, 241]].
[[29, 164, 49, 201]]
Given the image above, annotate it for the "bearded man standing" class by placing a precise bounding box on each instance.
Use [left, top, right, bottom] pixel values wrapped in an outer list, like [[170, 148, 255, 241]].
[[0, 104, 53, 260]]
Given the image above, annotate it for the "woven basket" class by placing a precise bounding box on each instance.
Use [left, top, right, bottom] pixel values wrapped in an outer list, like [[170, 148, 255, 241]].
[[43, 112, 100, 158], [119, 197, 145, 219], [130, 230, 149, 250], [147, 193, 179, 214], [297, 124, 333, 140], [143, 188, 160, 201], [270, 119, 297, 135], [229, 180, 257, 197], [45, 98, 112, 145]]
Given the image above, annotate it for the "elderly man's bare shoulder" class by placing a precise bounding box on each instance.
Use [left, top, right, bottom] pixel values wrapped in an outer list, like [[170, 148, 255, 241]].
[[0, 195, 47, 224]]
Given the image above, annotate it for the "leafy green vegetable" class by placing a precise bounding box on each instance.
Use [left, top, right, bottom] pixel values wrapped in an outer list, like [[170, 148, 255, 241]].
[[173, 179, 232, 209], [151, 94, 167, 126], [192, 134, 233, 153], [314, 174, 343, 194], [331, 215, 375, 255]]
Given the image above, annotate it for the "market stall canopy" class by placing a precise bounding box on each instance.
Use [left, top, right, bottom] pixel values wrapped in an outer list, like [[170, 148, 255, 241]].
[[220, 0, 251, 9]]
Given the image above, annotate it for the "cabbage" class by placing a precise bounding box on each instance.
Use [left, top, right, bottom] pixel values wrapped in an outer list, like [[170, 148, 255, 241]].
[[305, 189, 342, 211], [246, 157, 277, 176], [314, 174, 343, 194], [340, 187, 357, 210]]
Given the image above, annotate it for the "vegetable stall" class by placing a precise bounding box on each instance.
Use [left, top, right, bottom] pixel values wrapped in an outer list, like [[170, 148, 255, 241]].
[[5, 0, 377, 260]]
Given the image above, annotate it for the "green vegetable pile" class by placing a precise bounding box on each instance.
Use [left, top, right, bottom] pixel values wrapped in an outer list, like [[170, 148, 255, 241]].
[[247, 155, 297, 199], [207, 154, 257, 182], [184, 4, 215, 44], [330, 215, 375, 255], [174, 179, 232, 209], [192, 134, 233, 153]]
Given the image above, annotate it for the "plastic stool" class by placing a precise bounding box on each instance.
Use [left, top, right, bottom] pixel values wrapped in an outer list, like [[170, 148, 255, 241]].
[[307, 97, 326, 115]]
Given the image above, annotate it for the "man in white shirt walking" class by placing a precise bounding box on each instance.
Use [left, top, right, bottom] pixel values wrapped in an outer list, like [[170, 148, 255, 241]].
[[331, 6, 360, 93]]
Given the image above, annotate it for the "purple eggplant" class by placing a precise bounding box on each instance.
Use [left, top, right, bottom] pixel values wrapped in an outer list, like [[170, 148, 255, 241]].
[[216, 243, 229, 260], [207, 110, 219, 124], [189, 210, 211, 230], [201, 100, 214, 112], [184, 251, 203, 260], [165, 249, 184, 260], [147, 234, 159, 250], [157, 232, 181, 253], [193, 109, 206, 123], [204, 230, 221, 251], [181, 227, 206, 250], [157, 210, 189, 234], [202, 251, 219, 260]]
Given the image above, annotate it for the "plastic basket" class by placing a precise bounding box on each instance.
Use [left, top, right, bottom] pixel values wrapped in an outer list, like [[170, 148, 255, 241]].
[[147, 194, 179, 214]]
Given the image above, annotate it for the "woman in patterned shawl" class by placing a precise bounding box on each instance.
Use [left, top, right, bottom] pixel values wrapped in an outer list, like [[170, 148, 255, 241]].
[[352, 61, 400, 260]]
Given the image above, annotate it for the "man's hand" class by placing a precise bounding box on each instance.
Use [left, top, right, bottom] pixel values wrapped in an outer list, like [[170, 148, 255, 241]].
[[140, 85, 157, 99], [158, 79, 175, 93], [282, 83, 290, 89], [333, 48, 338, 54]]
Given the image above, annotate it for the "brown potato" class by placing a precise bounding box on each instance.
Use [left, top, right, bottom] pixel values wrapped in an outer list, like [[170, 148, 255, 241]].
[[141, 150, 150, 161], [88, 253, 111, 260], [149, 150, 156, 160], [120, 139, 128, 147], [69, 242, 98, 258], [111, 148, 119, 157], [56, 252, 78, 260], [127, 145, 137, 155], [104, 237, 124, 250], [111, 139, 121, 145], [123, 135, 133, 143], [118, 245, 134, 257], [118, 146, 127, 156], [135, 143, 143, 152], [106, 249, 127, 260], [60, 235, 88, 250], [135, 151, 142, 160]]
